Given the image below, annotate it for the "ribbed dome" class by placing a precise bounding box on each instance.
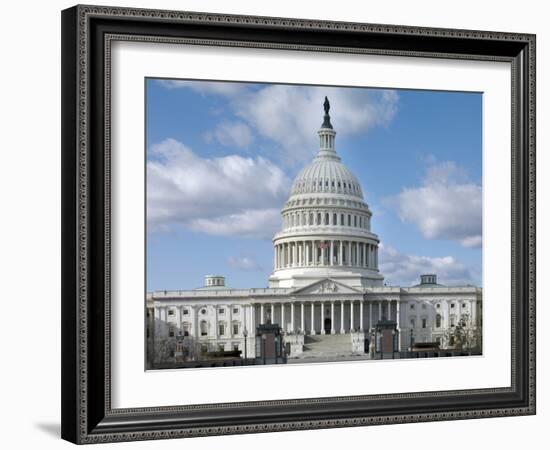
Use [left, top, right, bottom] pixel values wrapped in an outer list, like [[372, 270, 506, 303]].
[[290, 156, 364, 199]]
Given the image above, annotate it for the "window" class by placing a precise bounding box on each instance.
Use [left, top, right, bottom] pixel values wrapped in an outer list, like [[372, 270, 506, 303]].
[[333, 213, 337, 225], [183, 309, 189, 315], [218, 344, 225, 352], [317, 212, 321, 225], [410, 318, 416, 328], [436, 303, 441, 308], [201, 308, 206, 315], [168, 309, 174, 316], [325, 213, 329, 225], [436, 314, 442, 328], [218, 324, 225, 336], [422, 304, 427, 309], [422, 318, 427, 329], [450, 316, 456, 327], [354, 215, 357, 227], [410, 303, 415, 309], [233, 307, 239, 314], [331, 181, 335, 187], [233, 343, 239, 351], [233, 324, 239, 335], [348, 215, 351, 226], [462, 303, 467, 308], [451, 303, 456, 308], [218, 308, 225, 314], [200, 321, 208, 336], [340, 213, 344, 225], [169, 325, 175, 337]]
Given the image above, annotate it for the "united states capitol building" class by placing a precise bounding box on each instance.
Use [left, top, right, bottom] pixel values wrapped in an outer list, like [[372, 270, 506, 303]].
[[146, 99, 482, 366]]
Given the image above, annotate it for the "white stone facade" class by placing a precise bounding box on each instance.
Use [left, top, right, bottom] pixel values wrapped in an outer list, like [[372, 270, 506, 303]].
[[146, 100, 482, 364]]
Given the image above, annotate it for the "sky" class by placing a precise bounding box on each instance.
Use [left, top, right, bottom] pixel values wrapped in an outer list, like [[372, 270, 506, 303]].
[[146, 79, 482, 291]]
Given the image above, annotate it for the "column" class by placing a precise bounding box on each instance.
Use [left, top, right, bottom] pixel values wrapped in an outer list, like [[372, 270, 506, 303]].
[[272, 303, 276, 324], [291, 302, 295, 332], [350, 301, 354, 332], [229, 304, 233, 337], [356, 242, 360, 266], [330, 240, 334, 266], [471, 300, 477, 326], [378, 301, 382, 321], [339, 241, 343, 265], [292, 242, 297, 267], [395, 301, 402, 351], [388, 300, 392, 321], [178, 305, 183, 333], [360, 300, 364, 331], [347, 242, 352, 266], [369, 302, 373, 329], [305, 241, 310, 266], [321, 244, 326, 266], [281, 303, 286, 333], [274, 245, 277, 270], [363, 244, 367, 267], [310, 303, 315, 334], [321, 302, 325, 334], [260, 304, 264, 325], [214, 305, 219, 338], [340, 301, 345, 333], [300, 303, 305, 333], [330, 302, 335, 334]]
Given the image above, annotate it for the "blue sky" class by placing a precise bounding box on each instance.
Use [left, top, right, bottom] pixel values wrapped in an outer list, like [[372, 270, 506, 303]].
[[146, 79, 482, 291]]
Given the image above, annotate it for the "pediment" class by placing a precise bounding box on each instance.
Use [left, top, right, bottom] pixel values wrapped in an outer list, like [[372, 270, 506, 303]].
[[291, 279, 363, 295]]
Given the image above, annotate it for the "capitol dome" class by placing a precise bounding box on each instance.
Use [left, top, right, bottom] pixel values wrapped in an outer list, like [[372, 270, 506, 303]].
[[269, 97, 384, 289], [289, 152, 364, 199]]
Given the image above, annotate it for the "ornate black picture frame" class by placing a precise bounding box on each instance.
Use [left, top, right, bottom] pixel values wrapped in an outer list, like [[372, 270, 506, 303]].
[[61, 4, 536, 444]]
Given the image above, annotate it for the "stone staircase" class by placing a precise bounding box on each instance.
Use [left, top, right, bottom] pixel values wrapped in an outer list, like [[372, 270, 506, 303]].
[[301, 333, 353, 358]]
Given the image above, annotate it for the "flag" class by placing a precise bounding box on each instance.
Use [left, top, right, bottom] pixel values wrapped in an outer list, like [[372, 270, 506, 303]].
[[318, 241, 329, 249]]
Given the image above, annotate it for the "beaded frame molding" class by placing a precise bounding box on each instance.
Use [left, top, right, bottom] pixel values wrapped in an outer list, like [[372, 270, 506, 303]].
[[61, 4, 536, 444]]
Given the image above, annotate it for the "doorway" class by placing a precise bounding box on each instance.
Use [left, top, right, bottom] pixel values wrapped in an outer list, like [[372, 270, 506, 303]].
[[324, 318, 332, 334]]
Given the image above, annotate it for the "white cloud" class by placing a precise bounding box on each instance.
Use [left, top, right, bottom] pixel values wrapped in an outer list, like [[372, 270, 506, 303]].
[[188, 209, 281, 240], [226, 255, 263, 272], [232, 85, 399, 164], [379, 244, 477, 287], [204, 121, 253, 148], [393, 161, 482, 248], [156, 79, 248, 97], [157, 79, 399, 165], [147, 138, 290, 239]]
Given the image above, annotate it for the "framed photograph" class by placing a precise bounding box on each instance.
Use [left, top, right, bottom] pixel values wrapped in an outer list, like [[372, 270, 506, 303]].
[[61, 4, 536, 444]]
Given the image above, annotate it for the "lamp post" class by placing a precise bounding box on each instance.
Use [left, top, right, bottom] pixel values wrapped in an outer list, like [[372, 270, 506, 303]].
[[243, 328, 248, 365], [262, 334, 267, 366]]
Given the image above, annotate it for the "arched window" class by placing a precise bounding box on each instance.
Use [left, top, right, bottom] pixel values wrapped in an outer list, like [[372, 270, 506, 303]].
[[333, 213, 337, 225], [309, 213, 313, 226], [200, 321, 208, 336], [325, 213, 329, 225], [340, 213, 344, 225], [354, 215, 357, 227], [422, 318, 427, 329], [317, 212, 321, 225], [436, 314, 442, 328], [348, 215, 351, 226]]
